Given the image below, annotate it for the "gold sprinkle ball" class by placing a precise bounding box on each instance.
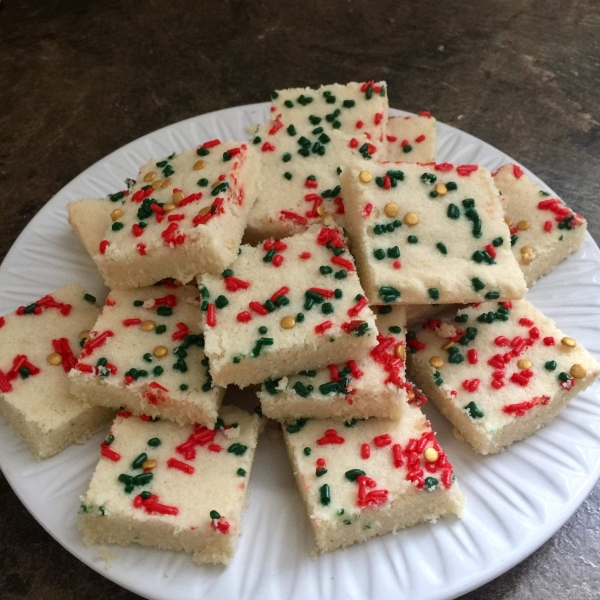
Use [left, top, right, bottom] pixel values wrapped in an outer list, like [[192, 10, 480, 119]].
[[47, 353, 63, 366], [384, 202, 399, 218], [151, 180, 162, 190], [153, 346, 168, 358], [141, 320, 156, 332], [517, 220, 530, 231], [316, 206, 325, 216], [193, 160, 206, 171], [504, 217, 513, 227], [359, 170, 373, 183], [521, 246, 533, 255], [424, 447, 439, 462], [521, 253, 531, 265], [395, 345, 406, 360], [111, 209, 124, 221], [570, 364, 587, 379], [280, 316, 296, 329], [161, 177, 173, 189], [142, 459, 158, 470], [198, 206, 211, 217], [173, 191, 185, 205], [79, 329, 90, 339], [143, 171, 157, 182], [429, 356, 444, 368], [561, 336, 577, 349], [517, 359, 532, 370], [434, 183, 448, 196], [163, 203, 176, 212], [441, 341, 454, 350], [404, 212, 419, 227]]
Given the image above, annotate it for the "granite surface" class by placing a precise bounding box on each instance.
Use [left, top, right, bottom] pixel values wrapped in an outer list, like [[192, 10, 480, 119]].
[[1, 0, 600, 598]]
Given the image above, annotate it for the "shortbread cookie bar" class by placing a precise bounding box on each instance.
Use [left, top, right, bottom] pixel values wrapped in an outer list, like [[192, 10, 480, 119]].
[[385, 113, 437, 162], [0, 283, 112, 459], [493, 164, 587, 286], [259, 305, 413, 420], [200, 224, 377, 388], [406, 300, 600, 454], [245, 81, 389, 242], [340, 162, 527, 304], [271, 81, 388, 143], [79, 405, 261, 565], [93, 141, 258, 289], [283, 401, 464, 554], [70, 284, 224, 426]]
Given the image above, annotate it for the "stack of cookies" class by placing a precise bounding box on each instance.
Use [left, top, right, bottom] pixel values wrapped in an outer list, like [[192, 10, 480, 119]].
[[1, 81, 597, 566]]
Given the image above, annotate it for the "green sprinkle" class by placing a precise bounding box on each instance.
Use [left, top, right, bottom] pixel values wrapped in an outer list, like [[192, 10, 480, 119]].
[[343, 99, 355, 108], [215, 295, 229, 309], [303, 447, 312, 456], [153, 366, 163, 376], [373, 249, 385, 260], [545, 360, 557, 371], [228, 443, 248, 456], [334, 289, 343, 299], [197, 178, 209, 187], [455, 314, 469, 323], [558, 371, 570, 382], [111, 222, 123, 231], [210, 510, 220, 520], [471, 278, 485, 292], [155, 324, 167, 334], [286, 418, 308, 433], [132, 453, 147, 470], [287, 124, 296, 136], [258, 326, 268, 335], [421, 173, 436, 184], [436, 242, 447, 255], [296, 312, 305, 323], [284, 100, 294, 108], [320, 265, 333, 274], [334, 270, 347, 279], [387, 246, 400, 259], [133, 300, 144, 307], [316, 468, 328, 477], [446, 182, 457, 191], [319, 484, 331, 506], [156, 306, 172, 317], [492, 237, 504, 247], [345, 469, 366, 482], [447, 204, 460, 219], [378, 305, 392, 315], [484, 291, 500, 300], [83, 293, 96, 304], [284, 172, 293, 180], [237, 468, 246, 477], [282, 152, 292, 162], [389, 325, 402, 334], [408, 235, 418, 244], [293, 381, 312, 398], [511, 234, 519, 246], [428, 288, 440, 301], [464, 401, 484, 419], [322, 302, 334, 315], [424, 477, 439, 491], [403, 145, 412, 153]]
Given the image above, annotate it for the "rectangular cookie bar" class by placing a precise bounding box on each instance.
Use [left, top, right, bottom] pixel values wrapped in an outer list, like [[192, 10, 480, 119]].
[[79, 405, 261, 565], [70, 284, 224, 426], [93, 141, 258, 289], [0, 283, 113, 459], [385, 112, 437, 162], [340, 162, 527, 305], [406, 299, 600, 454], [200, 224, 377, 388], [493, 163, 587, 286], [282, 401, 464, 554], [258, 305, 413, 421]]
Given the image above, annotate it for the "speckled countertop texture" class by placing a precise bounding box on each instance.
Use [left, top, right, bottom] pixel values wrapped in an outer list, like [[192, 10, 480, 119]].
[[1, 0, 599, 598]]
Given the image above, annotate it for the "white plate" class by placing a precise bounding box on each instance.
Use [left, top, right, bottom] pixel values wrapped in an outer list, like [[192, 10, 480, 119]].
[[1, 103, 600, 600]]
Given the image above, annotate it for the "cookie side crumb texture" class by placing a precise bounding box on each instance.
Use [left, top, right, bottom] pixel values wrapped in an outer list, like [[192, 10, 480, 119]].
[[282, 402, 464, 554], [385, 113, 437, 163], [493, 164, 587, 286], [0, 283, 113, 459], [340, 162, 527, 305], [93, 141, 258, 289], [246, 81, 389, 243], [258, 305, 413, 421], [79, 405, 261, 565], [69, 284, 224, 426], [406, 299, 600, 454], [200, 224, 377, 388]]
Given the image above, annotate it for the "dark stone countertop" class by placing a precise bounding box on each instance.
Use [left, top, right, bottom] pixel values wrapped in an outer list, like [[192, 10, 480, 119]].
[[1, 0, 599, 598]]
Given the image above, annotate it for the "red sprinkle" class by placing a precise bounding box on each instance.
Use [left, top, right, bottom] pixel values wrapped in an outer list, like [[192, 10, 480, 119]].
[[99, 240, 110, 254], [167, 458, 195, 474], [362, 203, 373, 218], [347, 360, 363, 379], [544, 220, 553, 232], [462, 378, 480, 393], [172, 322, 189, 341], [543, 336, 555, 346], [280, 210, 308, 225], [299, 251, 311, 260], [123, 318, 142, 327], [317, 428, 345, 445], [249, 301, 268, 316], [361, 443, 371, 459], [348, 296, 368, 317], [456, 164, 478, 176], [392, 444, 403, 468], [373, 434, 392, 447], [513, 165, 524, 179], [237, 311, 252, 323], [315, 321, 333, 335], [467, 349, 478, 364], [331, 255, 354, 271], [206, 303, 216, 328], [100, 444, 121, 462]]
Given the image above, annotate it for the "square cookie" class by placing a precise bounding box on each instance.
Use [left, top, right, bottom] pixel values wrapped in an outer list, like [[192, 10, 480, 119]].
[[493, 163, 587, 286], [385, 113, 437, 162], [0, 283, 113, 459], [79, 405, 261, 565], [200, 224, 377, 388], [258, 305, 417, 420], [93, 140, 258, 289], [340, 162, 527, 305], [70, 284, 224, 426], [406, 299, 600, 454], [282, 401, 464, 554]]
